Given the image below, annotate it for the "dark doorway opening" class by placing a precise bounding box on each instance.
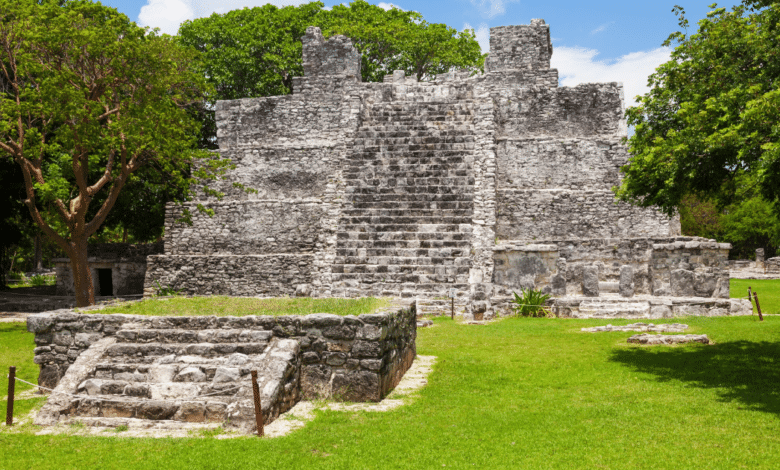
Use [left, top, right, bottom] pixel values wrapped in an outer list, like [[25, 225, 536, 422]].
[[97, 269, 113, 296]]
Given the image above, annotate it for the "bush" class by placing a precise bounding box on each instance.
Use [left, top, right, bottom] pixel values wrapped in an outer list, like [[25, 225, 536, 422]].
[[511, 288, 552, 317]]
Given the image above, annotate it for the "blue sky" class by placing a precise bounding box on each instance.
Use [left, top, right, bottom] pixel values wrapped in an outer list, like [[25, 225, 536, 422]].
[[98, 0, 728, 109]]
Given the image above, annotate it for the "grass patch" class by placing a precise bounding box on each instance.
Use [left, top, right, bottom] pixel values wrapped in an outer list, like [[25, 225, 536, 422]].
[[730, 278, 780, 314], [1, 323, 46, 427], [92, 296, 390, 317], [2, 315, 779, 468]]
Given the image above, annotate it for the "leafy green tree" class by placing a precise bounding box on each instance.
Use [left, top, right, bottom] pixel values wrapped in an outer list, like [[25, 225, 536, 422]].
[[0, 0, 227, 306], [721, 196, 780, 259], [679, 194, 724, 240], [615, 1, 780, 216], [177, 0, 485, 147], [321, 1, 484, 82]]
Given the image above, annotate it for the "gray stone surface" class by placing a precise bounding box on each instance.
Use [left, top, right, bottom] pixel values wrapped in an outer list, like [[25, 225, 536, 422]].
[[627, 334, 711, 345], [619, 265, 634, 297], [582, 266, 599, 297], [671, 269, 694, 297], [582, 323, 688, 333], [28, 303, 417, 431]]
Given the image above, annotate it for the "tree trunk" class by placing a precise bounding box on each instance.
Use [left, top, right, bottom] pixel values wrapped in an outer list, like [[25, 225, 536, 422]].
[[69, 236, 94, 307], [34, 232, 43, 272]]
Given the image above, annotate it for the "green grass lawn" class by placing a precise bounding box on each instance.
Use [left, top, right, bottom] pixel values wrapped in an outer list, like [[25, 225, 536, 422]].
[[730, 279, 780, 314], [2, 312, 779, 469], [92, 296, 390, 317]]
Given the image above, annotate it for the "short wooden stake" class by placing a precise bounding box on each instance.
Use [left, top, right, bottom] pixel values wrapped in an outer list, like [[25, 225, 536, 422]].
[[6, 366, 15, 426], [748, 287, 754, 315], [250, 370, 264, 436], [753, 292, 764, 322]]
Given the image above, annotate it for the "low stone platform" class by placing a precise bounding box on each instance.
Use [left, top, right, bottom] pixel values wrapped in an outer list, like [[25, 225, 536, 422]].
[[582, 323, 688, 333], [550, 296, 751, 319], [627, 334, 711, 345], [27, 303, 417, 434]]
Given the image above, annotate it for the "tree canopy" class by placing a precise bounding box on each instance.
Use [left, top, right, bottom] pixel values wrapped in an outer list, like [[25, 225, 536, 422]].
[[615, 1, 780, 217], [0, 0, 227, 304]]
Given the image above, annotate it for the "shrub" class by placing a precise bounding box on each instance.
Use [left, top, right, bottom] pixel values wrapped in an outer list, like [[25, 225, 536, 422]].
[[511, 288, 552, 317]]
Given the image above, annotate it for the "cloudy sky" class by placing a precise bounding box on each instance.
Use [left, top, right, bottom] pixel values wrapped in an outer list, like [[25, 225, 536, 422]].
[[97, 0, 724, 109]]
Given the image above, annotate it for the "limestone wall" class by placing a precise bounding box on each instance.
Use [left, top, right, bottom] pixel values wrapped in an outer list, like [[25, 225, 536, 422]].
[[496, 190, 672, 240], [27, 304, 416, 402], [492, 237, 731, 298]]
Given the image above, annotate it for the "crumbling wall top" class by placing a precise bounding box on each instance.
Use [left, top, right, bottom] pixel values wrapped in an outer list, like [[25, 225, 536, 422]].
[[487, 19, 552, 72], [302, 26, 362, 78]]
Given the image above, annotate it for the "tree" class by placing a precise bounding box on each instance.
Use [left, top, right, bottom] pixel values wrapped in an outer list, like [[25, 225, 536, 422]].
[[321, 1, 484, 82], [0, 0, 225, 306], [177, 0, 485, 147], [615, 1, 780, 217]]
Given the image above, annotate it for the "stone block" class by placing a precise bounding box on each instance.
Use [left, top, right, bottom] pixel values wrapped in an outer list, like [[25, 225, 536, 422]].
[[174, 402, 206, 423], [582, 266, 599, 297], [619, 265, 634, 297], [332, 370, 381, 402], [351, 341, 383, 358], [301, 364, 332, 398], [137, 401, 178, 420], [176, 366, 206, 382], [693, 272, 718, 297], [670, 269, 694, 296]]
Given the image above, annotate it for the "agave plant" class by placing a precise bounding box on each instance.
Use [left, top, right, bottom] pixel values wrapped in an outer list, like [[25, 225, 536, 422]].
[[511, 288, 552, 317]]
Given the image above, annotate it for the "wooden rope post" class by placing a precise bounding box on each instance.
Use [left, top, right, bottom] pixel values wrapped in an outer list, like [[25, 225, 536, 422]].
[[251, 370, 264, 436], [748, 287, 754, 314], [754, 292, 764, 322], [6, 366, 15, 426]]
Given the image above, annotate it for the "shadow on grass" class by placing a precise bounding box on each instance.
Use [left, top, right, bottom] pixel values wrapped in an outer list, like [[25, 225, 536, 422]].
[[610, 341, 780, 415]]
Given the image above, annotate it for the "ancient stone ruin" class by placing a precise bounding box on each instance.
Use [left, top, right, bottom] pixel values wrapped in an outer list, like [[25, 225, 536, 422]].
[[28, 304, 415, 433], [142, 20, 751, 319]]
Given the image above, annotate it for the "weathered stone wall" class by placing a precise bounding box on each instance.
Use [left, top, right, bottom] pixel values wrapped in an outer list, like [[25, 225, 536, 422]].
[[496, 190, 672, 240], [55, 243, 163, 296], [496, 138, 626, 191], [301, 27, 361, 78], [163, 201, 326, 255], [487, 20, 552, 72], [492, 237, 730, 298], [145, 254, 313, 297], [28, 304, 416, 402]]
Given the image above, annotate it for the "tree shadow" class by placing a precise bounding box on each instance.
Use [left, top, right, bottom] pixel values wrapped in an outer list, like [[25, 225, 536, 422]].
[[610, 341, 780, 415]]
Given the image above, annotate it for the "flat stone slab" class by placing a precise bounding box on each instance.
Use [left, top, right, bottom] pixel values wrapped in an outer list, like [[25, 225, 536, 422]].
[[627, 334, 711, 345], [582, 323, 688, 333]]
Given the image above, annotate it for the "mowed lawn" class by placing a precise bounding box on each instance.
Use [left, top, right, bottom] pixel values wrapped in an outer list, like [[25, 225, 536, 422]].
[[0, 289, 778, 469]]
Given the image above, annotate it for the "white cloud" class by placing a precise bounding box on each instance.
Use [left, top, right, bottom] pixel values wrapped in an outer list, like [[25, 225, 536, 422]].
[[551, 45, 672, 109], [137, 0, 311, 35], [377, 2, 405, 10], [590, 21, 614, 35], [463, 22, 490, 54], [469, 0, 518, 19]]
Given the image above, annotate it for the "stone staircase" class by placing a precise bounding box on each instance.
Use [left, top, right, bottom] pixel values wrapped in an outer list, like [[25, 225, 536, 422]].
[[415, 298, 470, 317], [333, 100, 477, 300], [35, 324, 301, 433]]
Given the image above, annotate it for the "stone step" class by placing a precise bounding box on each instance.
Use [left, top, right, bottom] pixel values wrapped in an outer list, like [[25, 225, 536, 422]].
[[347, 150, 471, 159], [353, 136, 476, 145], [344, 177, 476, 187], [104, 342, 270, 360], [337, 231, 470, 241], [59, 416, 223, 433], [339, 216, 473, 225], [332, 273, 470, 284], [334, 283, 471, 298], [416, 299, 470, 317], [336, 223, 467, 232], [115, 328, 273, 344], [70, 396, 233, 423], [347, 201, 474, 210], [346, 194, 474, 203], [355, 130, 476, 139], [344, 168, 471, 178], [354, 124, 474, 132], [335, 242, 471, 252], [341, 209, 473, 218], [351, 143, 476, 152], [347, 186, 474, 195], [332, 262, 471, 273]]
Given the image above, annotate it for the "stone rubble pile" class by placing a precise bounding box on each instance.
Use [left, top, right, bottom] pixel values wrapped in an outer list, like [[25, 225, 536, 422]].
[[582, 323, 688, 333], [627, 334, 711, 345]]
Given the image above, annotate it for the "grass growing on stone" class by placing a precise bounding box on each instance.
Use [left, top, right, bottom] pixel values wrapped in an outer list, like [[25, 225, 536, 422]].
[[2, 314, 780, 469], [730, 278, 780, 314], [92, 296, 391, 317]]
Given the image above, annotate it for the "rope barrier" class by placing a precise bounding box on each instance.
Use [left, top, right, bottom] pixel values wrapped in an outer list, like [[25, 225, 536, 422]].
[[7, 375, 243, 400]]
